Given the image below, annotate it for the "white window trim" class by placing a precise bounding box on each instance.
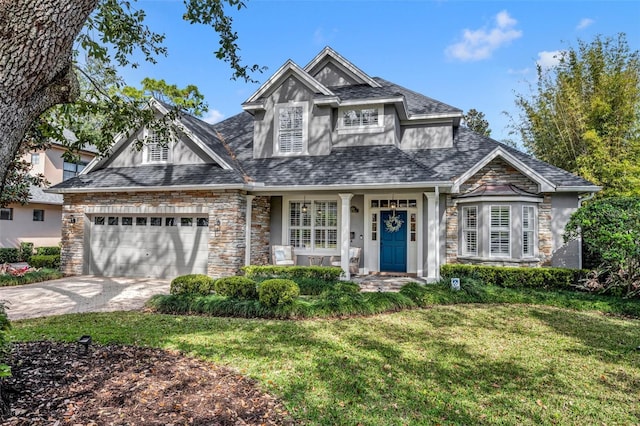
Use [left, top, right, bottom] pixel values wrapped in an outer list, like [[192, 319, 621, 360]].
[[338, 105, 384, 135], [522, 205, 537, 258], [274, 102, 309, 156], [461, 206, 478, 256], [143, 128, 173, 164], [282, 195, 339, 254]]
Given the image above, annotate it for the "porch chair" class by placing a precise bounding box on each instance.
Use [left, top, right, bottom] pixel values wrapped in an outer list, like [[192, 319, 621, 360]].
[[330, 247, 361, 275], [271, 245, 297, 266]]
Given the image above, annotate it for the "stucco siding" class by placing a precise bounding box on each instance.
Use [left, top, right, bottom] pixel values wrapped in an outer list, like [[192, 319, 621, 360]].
[[105, 130, 210, 168], [400, 124, 453, 150], [311, 61, 360, 87], [0, 203, 62, 248], [550, 193, 580, 268]]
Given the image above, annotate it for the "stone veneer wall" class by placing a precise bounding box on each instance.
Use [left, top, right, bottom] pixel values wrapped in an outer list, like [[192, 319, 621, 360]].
[[250, 196, 271, 266], [460, 157, 539, 194], [445, 158, 553, 267], [61, 190, 248, 278]]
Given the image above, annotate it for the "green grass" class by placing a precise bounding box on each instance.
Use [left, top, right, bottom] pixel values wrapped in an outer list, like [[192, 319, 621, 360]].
[[11, 305, 640, 425]]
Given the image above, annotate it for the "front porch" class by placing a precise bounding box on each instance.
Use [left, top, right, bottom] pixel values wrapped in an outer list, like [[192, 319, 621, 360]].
[[249, 191, 444, 281]]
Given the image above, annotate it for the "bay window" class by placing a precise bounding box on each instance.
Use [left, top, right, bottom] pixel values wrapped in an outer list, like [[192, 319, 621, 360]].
[[458, 202, 538, 261]]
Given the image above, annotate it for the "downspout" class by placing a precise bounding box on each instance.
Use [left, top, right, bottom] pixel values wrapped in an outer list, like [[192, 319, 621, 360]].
[[434, 186, 440, 280], [577, 192, 596, 269]]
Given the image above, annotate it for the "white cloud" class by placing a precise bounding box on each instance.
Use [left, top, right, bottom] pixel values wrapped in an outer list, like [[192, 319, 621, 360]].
[[313, 27, 339, 46], [536, 50, 562, 69], [202, 109, 224, 124], [445, 10, 523, 61], [576, 18, 595, 30], [508, 68, 530, 75]]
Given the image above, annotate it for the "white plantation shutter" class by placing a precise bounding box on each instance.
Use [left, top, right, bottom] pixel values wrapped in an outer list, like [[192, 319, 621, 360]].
[[522, 206, 535, 257], [462, 206, 478, 255], [146, 130, 169, 163], [490, 206, 510, 256], [279, 106, 304, 153]]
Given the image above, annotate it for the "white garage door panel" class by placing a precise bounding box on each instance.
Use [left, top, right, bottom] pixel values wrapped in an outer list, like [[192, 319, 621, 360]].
[[89, 216, 210, 279]]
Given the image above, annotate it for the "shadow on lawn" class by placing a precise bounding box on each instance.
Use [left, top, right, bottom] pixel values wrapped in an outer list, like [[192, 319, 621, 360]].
[[13, 306, 640, 426]]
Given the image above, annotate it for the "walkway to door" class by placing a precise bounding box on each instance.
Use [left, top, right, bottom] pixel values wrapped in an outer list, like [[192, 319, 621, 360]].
[[352, 273, 427, 292]]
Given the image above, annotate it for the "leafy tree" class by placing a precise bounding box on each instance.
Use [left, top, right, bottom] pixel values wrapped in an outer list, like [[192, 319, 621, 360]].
[[0, 0, 263, 198], [1, 57, 208, 206], [463, 108, 492, 136], [564, 197, 640, 297], [513, 34, 640, 196]]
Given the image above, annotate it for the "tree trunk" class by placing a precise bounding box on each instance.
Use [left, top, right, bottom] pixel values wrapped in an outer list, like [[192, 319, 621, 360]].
[[0, 0, 99, 193]]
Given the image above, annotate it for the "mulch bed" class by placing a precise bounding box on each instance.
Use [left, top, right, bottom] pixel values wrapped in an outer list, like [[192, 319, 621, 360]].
[[1, 341, 295, 425]]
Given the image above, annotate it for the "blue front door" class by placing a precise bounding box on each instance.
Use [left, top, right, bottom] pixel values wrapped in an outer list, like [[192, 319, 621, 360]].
[[380, 210, 407, 272]]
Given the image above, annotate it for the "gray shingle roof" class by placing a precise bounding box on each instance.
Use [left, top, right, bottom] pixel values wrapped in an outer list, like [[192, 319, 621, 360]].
[[328, 78, 462, 117], [52, 164, 244, 190], [50, 79, 596, 192], [29, 186, 63, 204]]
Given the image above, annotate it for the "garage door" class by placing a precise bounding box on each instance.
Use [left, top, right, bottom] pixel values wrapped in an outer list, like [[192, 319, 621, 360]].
[[89, 215, 209, 278]]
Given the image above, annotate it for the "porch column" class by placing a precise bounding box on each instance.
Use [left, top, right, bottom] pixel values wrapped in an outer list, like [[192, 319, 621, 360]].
[[245, 194, 255, 266], [424, 192, 439, 281], [339, 193, 354, 280]]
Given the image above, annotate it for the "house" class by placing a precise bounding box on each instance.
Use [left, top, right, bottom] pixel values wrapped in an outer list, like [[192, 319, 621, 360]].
[[48, 47, 600, 280], [1, 136, 96, 248]]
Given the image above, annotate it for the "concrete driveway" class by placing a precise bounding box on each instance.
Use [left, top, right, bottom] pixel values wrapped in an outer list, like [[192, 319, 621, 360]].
[[0, 276, 171, 320]]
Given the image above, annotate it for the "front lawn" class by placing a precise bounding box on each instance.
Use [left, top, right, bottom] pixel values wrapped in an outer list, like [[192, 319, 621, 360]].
[[11, 305, 640, 425]]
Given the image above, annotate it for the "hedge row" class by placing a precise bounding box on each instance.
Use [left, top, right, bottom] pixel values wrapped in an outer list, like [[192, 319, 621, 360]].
[[242, 265, 342, 281], [0, 269, 64, 287], [0, 245, 60, 265], [440, 264, 588, 290]]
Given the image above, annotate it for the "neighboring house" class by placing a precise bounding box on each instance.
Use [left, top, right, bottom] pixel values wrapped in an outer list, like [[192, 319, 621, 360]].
[[0, 138, 96, 248], [49, 47, 600, 280]]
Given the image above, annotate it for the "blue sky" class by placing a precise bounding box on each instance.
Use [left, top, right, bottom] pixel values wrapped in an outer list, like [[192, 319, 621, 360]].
[[122, 0, 640, 145]]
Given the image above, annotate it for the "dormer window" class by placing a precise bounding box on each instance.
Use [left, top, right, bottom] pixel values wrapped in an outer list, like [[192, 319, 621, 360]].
[[338, 105, 384, 134], [144, 128, 171, 164], [275, 102, 308, 155]]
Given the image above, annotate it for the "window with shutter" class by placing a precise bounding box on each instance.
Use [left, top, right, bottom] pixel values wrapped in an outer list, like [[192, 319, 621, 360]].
[[275, 103, 306, 155], [144, 129, 170, 163], [462, 206, 478, 256], [522, 206, 536, 257], [490, 206, 510, 256]]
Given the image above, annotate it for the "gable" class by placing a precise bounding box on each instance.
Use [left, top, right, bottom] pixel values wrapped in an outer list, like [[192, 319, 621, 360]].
[[102, 128, 215, 169], [303, 46, 381, 88], [460, 157, 540, 194], [309, 60, 363, 88]]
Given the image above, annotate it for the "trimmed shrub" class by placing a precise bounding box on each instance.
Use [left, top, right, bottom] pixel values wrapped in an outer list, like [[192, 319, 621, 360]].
[[440, 264, 587, 290], [0, 248, 19, 264], [170, 274, 215, 296], [243, 265, 342, 282], [19, 242, 33, 263], [291, 277, 336, 296], [258, 279, 300, 307], [214, 276, 258, 300], [29, 254, 60, 269], [0, 269, 63, 287], [35, 246, 61, 256]]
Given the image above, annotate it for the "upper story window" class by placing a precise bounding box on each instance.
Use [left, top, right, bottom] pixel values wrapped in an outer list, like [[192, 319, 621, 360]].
[[0, 208, 13, 221], [275, 103, 307, 155], [338, 105, 384, 134], [63, 160, 88, 181], [144, 129, 171, 164], [31, 153, 40, 165]]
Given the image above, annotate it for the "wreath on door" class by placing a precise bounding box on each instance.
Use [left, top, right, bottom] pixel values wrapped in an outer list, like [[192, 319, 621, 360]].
[[384, 213, 404, 233]]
